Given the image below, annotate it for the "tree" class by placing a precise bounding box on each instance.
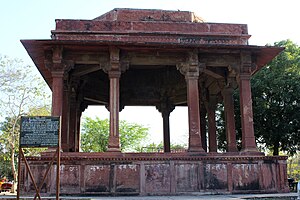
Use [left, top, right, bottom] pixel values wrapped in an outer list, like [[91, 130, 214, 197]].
[[81, 117, 149, 152], [0, 55, 51, 182], [251, 40, 300, 155], [139, 142, 187, 152], [216, 40, 300, 155], [287, 153, 300, 181]]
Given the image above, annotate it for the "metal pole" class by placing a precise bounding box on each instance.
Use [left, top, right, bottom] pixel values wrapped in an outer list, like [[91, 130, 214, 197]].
[[56, 116, 61, 200], [20, 149, 41, 200]]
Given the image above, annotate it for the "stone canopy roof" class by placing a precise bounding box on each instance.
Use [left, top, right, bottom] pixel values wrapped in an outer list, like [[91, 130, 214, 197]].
[[21, 8, 283, 106], [93, 8, 205, 22]]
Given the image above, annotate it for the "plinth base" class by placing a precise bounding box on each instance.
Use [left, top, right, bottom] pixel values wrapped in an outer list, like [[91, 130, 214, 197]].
[[20, 152, 288, 196]]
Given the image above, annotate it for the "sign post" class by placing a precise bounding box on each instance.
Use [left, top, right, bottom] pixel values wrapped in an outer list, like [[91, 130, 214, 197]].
[[17, 116, 61, 200]]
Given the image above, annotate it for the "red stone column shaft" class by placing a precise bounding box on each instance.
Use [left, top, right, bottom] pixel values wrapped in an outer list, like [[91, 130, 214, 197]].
[[157, 101, 174, 153], [107, 71, 121, 151], [162, 112, 171, 153], [207, 97, 217, 152], [68, 94, 77, 152], [186, 76, 204, 152], [75, 110, 82, 152], [51, 71, 64, 116], [61, 88, 69, 152], [200, 107, 207, 152], [223, 87, 238, 152], [239, 74, 257, 152]]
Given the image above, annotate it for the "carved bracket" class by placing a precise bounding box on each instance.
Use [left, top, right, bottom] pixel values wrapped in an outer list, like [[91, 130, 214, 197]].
[[44, 46, 74, 77], [177, 50, 200, 78], [102, 46, 129, 74], [240, 51, 257, 75], [156, 98, 175, 116]]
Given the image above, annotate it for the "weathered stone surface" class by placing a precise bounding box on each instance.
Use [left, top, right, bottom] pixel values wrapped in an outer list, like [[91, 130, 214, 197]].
[[93, 8, 196, 22], [260, 162, 277, 190], [115, 164, 140, 193], [204, 163, 227, 190], [58, 165, 80, 194], [145, 163, 171, 194], [20, 8, 287, 196], [176, 163, 198, 192], [84, 165, 110, 193], [232, 163, 259, 191], [22, 164, 50, 194], [19, 154, 288, 196]]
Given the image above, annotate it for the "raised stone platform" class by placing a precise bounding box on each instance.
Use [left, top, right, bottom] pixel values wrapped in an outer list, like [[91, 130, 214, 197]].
[[19, 153, 288, 196]]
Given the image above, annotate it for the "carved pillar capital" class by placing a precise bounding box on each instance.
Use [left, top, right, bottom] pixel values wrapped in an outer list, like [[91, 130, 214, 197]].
[[44, 47, 74, 77], [156, 99, 175, 117], [177, 62, 199, 78], [102, 46, 129, 75], [108, 70, 121, 78], [176, 50, 201, 79], [240, 51, 257, 75]]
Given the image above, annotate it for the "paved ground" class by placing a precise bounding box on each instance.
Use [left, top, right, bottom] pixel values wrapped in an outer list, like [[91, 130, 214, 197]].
[[0, 192, 299, 200]]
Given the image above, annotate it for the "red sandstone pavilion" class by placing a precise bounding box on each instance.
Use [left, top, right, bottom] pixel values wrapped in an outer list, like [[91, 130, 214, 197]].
[[20, 8, 288, 195]]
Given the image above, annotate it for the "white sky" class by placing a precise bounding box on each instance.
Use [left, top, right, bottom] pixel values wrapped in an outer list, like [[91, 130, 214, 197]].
[[1, 0, 300, 145]]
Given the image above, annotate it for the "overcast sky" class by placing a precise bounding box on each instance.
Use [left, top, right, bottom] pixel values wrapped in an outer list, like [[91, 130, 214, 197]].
[[1, 0, 299, 145]]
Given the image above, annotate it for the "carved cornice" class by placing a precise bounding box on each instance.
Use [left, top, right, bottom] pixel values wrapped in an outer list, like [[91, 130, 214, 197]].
[[27, 153, 288, 162]]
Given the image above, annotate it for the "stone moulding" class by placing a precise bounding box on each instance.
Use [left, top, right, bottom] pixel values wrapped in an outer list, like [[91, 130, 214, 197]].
[[20, 153, 288, 196]]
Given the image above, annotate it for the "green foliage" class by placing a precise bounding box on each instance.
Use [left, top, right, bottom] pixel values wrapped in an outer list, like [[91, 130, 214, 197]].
[[287, 153, 300, 181], [0, 55, 51, 181], [251, 40, 300, 155], [81, 117, 149, 152], [0, 142, 13, 180], [138, 142, 187, 152], [216, 40, 300, 155]]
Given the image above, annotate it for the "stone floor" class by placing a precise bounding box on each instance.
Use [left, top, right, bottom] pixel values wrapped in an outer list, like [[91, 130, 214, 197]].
[[0, 192, 298, 200]]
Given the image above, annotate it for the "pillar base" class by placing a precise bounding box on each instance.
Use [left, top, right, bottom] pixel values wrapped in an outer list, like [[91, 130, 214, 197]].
[[227, 146, 238, 152], [188, 146, 205, 153], [240, 148, 264, 155], [107, 147, 121, 152]]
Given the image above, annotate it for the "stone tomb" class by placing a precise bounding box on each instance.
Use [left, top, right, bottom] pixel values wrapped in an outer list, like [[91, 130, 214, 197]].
[[20, 8, 288, 195]]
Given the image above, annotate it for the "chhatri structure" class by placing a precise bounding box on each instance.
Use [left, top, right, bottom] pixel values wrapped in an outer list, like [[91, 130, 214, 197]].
[[20, 9, 288, 195]]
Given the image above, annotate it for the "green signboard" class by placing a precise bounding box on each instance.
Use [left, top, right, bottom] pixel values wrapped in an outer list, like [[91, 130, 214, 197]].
[[20, 116, 60, 147]]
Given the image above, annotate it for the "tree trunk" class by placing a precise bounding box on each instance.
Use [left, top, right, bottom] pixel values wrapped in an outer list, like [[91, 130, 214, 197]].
[[273, 141, 279, 156], [10, 144, 17, 182]]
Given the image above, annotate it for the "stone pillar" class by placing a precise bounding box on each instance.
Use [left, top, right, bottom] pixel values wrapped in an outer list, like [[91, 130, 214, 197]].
[[200, 106, 207, 152], [207, 95, 218, 152], [75, 109, 82, 152], [106, 47, 122, 152], [187, 76, 204, 152], [61, 86, 69, 152], [162, 111, 171, 153], [107, 70, 121, 151], [156, 99, 175, 153], [51, 71, 64, 116], [45, 46, 73, 151], [177, 51, 204, 152], [222, 87, 238, 152], [239, 74, 257, 152], [239, 52, 258, 152], [68, 90, 77, 152]]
